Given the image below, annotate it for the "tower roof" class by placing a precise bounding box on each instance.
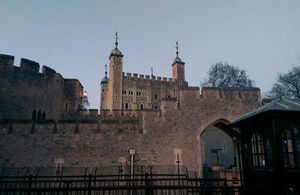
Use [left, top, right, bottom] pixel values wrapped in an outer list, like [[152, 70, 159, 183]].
[[101, 64, 108, 84], [101, 76, 108, 84], [109, 32, 123, 59], [173, 56, 185, 64], [172, 41, 185, 65], [230, 98, 300, 126], [110, 47, 123, 57]]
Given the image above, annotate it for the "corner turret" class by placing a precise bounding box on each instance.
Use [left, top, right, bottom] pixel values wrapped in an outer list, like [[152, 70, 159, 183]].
[[107, 32, 124, 113], [100, 64, 109, 111], [172, 41, 185, 83], [101, 64, 109, 85]]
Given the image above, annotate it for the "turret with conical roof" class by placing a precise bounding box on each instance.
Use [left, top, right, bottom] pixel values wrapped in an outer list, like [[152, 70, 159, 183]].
[[172, 41, 185, 83], [100, 64, 109, 110]]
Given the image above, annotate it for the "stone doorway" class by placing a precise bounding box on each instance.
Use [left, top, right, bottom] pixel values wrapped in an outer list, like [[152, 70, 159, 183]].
[[200, 119, 238, 172]]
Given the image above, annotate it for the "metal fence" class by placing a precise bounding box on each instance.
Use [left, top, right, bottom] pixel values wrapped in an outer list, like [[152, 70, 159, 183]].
[[0, 166, 242, 194]]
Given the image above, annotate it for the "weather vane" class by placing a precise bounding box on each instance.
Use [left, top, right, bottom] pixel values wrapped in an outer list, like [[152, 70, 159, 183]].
[[105, 64, 107, 77], [115, 32, 118, 48], [176, 41, 179, 57]]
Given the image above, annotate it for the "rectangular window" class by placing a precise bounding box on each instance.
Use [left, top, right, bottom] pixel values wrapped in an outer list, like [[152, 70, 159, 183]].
[[251, 133, 265, 168], [281, 124, 300, 168]]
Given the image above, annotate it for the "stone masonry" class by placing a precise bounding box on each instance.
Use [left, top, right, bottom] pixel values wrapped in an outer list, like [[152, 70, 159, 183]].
[[0, 54, 84, 120]]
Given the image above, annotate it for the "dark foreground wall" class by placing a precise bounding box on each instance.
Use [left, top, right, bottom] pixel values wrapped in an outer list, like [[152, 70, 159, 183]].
[[0, 54, 83, 120]]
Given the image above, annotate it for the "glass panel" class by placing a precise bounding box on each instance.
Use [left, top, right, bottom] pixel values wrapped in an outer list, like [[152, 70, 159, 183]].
[[250, 133, 265, 168], [294, 126, 300, 167], [281, 130, 289, 167], [286, 128, 292, 138], [287, 139, 293, 153], [258, 140, 264, 154], [288, 152, 294, 167], [253, 155, 257, 167], [266, 139, 273, 168], [283, 155, 289, 168], [245, 143, 253, 168], [260, 154, 265, 166]]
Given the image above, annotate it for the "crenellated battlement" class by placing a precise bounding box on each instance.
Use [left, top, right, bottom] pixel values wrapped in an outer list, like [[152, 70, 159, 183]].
[[20, 58, 40, 73], [122, 72, 174, 83], [195, 87, 261, 102], [0, 54, 65, 79], [0, 54, 84, 121], [0, 54, 14, 71], [0, 54, 84, 86]]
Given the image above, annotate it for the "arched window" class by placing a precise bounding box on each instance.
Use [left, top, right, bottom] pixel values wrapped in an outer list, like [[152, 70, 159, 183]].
[[153, 103, 159, 110], [125, 103, 129, 110], [140, 103, 144, 110], [281, 125, 300, 168], [155, 94, 158, 99], [251, 132, 265, 167]]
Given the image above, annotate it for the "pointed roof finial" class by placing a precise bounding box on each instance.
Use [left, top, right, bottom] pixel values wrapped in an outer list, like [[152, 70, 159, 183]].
[[176, 41, 179, 57], [172, 41, 185, 65], [101, 64, 109, 84], [151, 67, 153, 76], [115, 32, 118, 48]]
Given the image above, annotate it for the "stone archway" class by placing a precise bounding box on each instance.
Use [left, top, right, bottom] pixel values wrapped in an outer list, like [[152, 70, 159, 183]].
[[199, 119, 239, 174]]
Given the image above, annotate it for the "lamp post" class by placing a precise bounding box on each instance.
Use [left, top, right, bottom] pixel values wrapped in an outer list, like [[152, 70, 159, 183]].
[[129, 149, 135, 179]]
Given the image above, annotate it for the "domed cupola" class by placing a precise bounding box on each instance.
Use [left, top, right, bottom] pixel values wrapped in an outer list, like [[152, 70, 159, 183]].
[[101, 64, 109, 84], [101, 76, 108, 84], [110, 47, 123, 57], [109, 32, 124, 59]]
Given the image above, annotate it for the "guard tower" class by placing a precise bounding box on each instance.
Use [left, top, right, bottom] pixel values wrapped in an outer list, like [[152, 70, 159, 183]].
[[172, 41, 185, 84], [107, 32, 124, 113]]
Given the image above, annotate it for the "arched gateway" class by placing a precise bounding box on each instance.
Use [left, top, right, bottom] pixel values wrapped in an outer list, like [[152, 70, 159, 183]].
[[199, 119, 240, 176]]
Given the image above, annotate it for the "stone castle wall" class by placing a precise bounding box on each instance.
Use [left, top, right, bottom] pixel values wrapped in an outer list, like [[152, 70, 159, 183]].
[[0, 87, 261, 173], [101, 72, 189, 112], [0, 54, 83, 120], [122, 72, 182, 110]]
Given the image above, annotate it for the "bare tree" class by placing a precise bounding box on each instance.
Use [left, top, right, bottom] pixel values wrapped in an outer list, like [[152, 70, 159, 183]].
[[201, 61, 255, 89], [268, 66, 300, 99]]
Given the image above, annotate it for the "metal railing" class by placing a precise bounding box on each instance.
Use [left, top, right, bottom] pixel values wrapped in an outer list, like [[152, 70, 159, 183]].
[[0, 166, 242, 194]]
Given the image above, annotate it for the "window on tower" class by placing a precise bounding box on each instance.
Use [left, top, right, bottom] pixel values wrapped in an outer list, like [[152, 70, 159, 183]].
[[140, 103, 144, 110]]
